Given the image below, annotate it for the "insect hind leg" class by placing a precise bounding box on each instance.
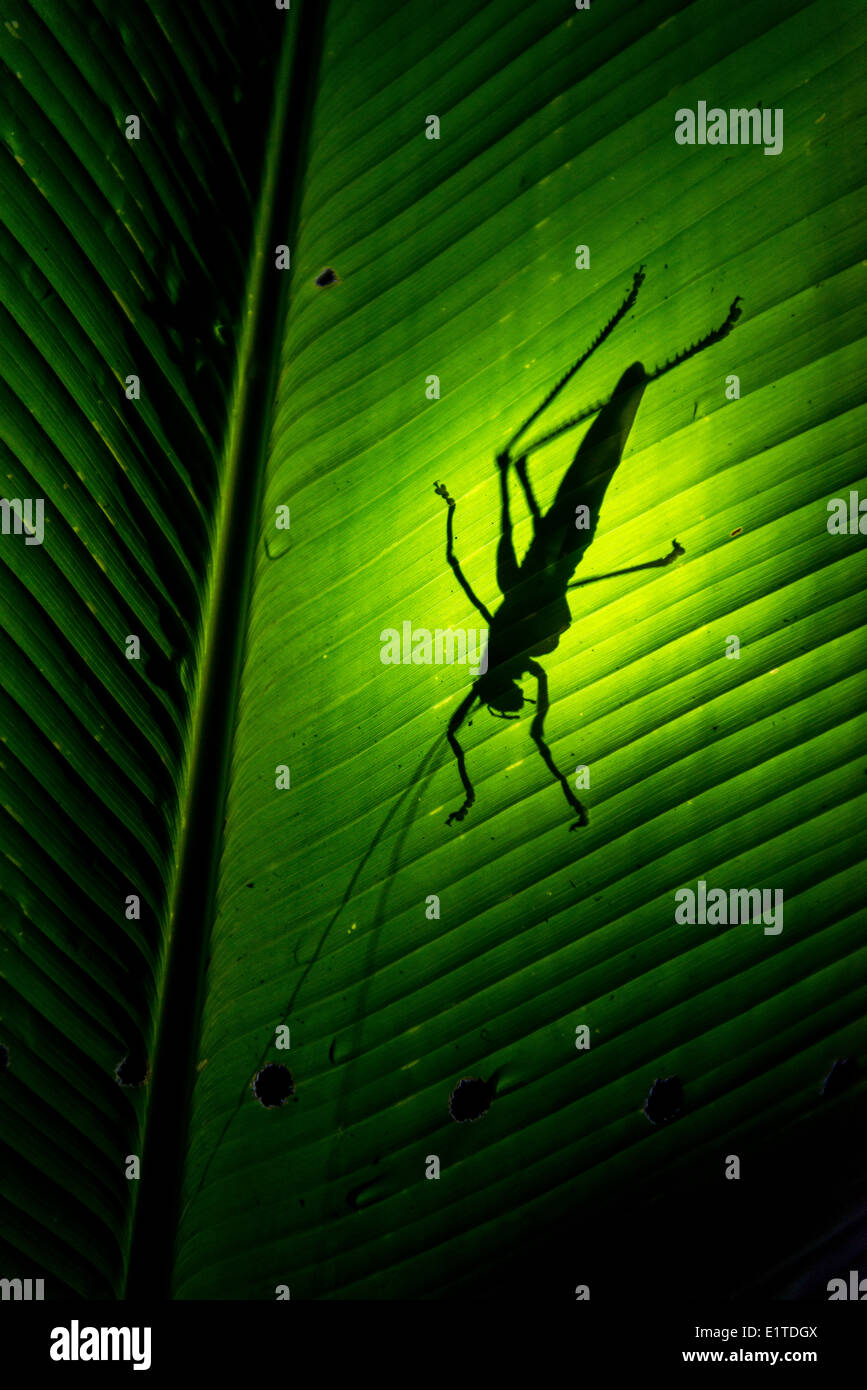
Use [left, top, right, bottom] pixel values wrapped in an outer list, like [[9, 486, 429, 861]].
[[514, 455, 543, 525], [505, 265, 646, 456], [645, 297, 743, 385], [495, 451, 522, 593]]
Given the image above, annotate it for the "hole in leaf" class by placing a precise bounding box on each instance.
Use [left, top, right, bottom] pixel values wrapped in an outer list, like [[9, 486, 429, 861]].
[[449, 1076, 494, 1123], [315, 267, 338, 287], [821, 1057, 858, 1099], [252, 1062, 294, 1108], [643, 1075, 684, 1126], [115, 1053, 148, 1087]]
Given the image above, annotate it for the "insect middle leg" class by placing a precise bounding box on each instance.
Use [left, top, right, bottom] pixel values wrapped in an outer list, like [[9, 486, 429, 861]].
[[434, 481, 493, 624]]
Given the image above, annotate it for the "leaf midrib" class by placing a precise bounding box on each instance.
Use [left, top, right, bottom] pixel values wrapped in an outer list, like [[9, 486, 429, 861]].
[[123, 3, 324, 1298]]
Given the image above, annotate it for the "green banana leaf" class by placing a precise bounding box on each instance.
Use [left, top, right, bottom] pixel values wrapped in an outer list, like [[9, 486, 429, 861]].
[[1, 0, 865, 1302]]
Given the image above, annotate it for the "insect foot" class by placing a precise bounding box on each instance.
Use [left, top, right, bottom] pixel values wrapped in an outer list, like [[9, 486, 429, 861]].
[[569, 807, 589, 831], [434, 480, 455, 506], [446, 803, 472, 826]]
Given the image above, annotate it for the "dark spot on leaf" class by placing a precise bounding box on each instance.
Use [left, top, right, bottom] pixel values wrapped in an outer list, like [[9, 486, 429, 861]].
[[821, 1057, 858, 1099], [730, 526, 743, 537], [115, 1052, 148, 1087], [643, 1075, 684, 1126], [315, 267, 338, 287], [252, 1062, 294, 1108], [449, 1075, 494, 1123]]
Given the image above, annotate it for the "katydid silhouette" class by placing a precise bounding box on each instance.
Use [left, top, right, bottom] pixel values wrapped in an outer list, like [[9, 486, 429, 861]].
[[434, 267, 742, 828]]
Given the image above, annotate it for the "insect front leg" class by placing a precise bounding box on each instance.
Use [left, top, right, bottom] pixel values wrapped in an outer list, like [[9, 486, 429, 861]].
[[445, 689, 479, 825], [526, 659, 588, 830]]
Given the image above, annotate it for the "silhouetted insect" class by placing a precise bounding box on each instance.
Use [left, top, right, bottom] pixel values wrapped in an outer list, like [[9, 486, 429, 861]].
[[435, 267, 742, 828]]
